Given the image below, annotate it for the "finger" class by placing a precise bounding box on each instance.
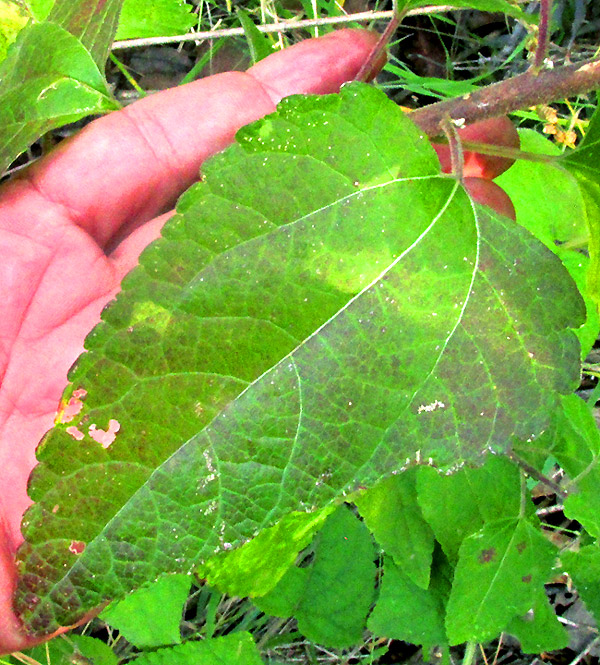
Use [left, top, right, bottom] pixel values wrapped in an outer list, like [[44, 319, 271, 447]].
[[108, 210, 174, 278], [14, 29, 380, 250]]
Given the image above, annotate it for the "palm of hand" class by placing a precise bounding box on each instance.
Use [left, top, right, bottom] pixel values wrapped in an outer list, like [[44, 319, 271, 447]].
[[0, 30, 378, 654]]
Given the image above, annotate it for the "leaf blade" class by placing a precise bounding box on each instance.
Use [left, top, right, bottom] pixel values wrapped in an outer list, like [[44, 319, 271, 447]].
[[16, 83, 584, 635]]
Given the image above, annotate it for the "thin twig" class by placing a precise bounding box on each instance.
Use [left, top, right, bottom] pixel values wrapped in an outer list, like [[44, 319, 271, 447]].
[[567, 636, 600, 665], [111, 6, 458, 50]]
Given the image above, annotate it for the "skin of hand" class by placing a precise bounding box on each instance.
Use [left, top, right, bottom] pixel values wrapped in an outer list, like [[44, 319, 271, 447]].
[[0, 28, 382, 655]]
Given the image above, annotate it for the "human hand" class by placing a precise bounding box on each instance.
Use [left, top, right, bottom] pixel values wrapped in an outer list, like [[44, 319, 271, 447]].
[[0, 28, 380, 654]]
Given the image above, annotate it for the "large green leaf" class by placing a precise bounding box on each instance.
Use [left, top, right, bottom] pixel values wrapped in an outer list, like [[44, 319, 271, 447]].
[[0, 21, 117, 175], [16, 83, 584, 635]]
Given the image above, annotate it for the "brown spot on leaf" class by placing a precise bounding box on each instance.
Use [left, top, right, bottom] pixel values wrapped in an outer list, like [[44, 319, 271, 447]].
[[516, 541, 527, 554], [522, 574, 532, 584], [479, 547, 497, 563]]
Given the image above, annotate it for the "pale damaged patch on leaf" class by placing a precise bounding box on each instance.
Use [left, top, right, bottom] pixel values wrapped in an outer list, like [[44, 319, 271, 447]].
[[65, 426, 85, 441], [417, 400, 446, 414], [55, 388, 87, 424], [89, 419, 120, 448]]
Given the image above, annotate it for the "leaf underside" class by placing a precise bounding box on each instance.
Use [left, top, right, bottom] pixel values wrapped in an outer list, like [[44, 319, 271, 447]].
[[15, 82, 584, 635]]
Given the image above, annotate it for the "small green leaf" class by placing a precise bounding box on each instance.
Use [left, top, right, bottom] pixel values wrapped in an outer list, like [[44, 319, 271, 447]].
[[21, 635, 119, 665], [496, 130, 587, 249], [236, 8, 273, 64], [255, 505, 376, 648], [0, 0, 28, 63], [416, 455, 522, 563], [116, 0, 196, 40], [0, 21, 117, 175], [561, 544, 600, 623], [561, 105, 600, 303], [100, 574, 191, 648], [446, 518, 557, 644], [355, 468, 434, 588], [47, 0, 125, 70], [27, 0, 54, 20], [551, 395, 600, 539], [506, 590, 569, 654], [198, 508, 334, 598], [133, 632, 264, 665], [368, 552, 450, 649], [408, 0, 531, 22]]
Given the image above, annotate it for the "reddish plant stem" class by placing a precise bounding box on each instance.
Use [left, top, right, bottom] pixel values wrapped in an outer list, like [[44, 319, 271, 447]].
[[355, 1, 407, 82], [410, 57, 600, 138], [440, 116, 464, 179], [533, 0, 552, 72]]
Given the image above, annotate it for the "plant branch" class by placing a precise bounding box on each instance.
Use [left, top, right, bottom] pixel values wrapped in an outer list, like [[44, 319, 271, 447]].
[[508, 451, 567, 500], [111, 5, 457, 50], [532, 0, 552, 72], [411, 57, 600, 138], [355, 0, 408, 82]]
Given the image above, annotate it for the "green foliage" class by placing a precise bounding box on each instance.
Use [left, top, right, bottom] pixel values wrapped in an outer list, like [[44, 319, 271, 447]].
[[368, 552, 450, 649], [561, 106, 600, 302], [506, 591, 569, 654], [100, 574, 191, 648], [15, 83, 585, 639], [236, 7, 274, 64], [408, 0, 532, 22], [19, 634, 119, 665], [416, 455, 523, 563], [497, 128, 600, 355], [0, 20, 117, 174], [445, 518, 557, 644], [46, 0, 124, 69], [562, 545, 600, 622], [255, 505, 376, 648], [0, 0, 27, 61], [355, 469, 434, 588], [198, 508, 334, 598], [115, 0, 196, 40], [132, 632, 264, 665], [2, 1, 600, 661]]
